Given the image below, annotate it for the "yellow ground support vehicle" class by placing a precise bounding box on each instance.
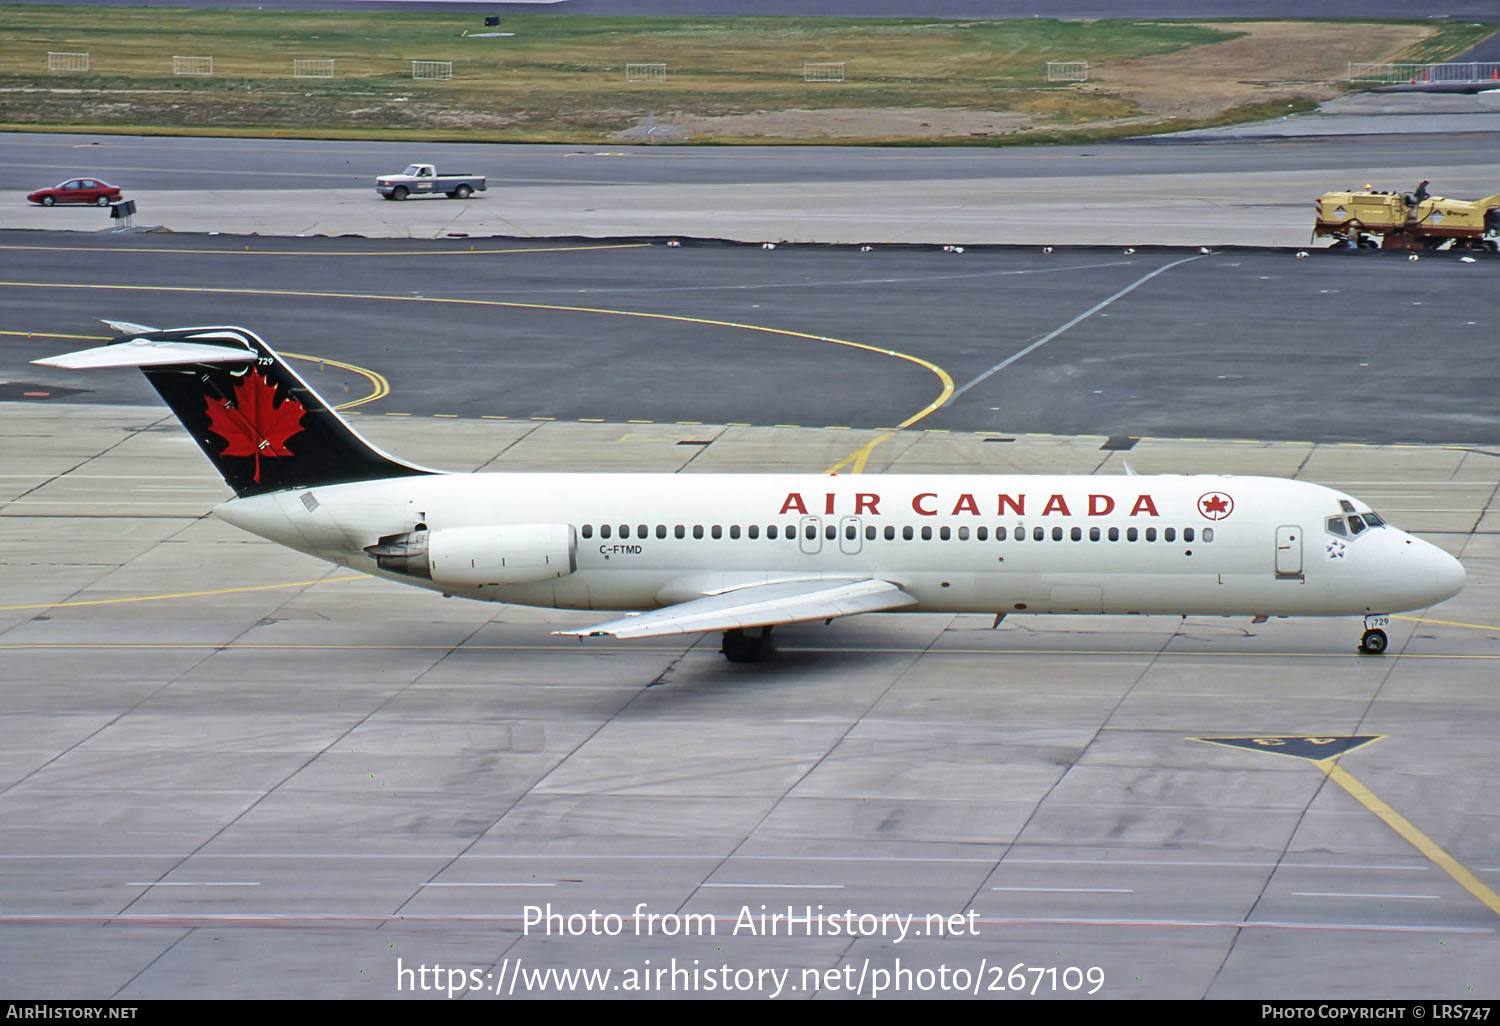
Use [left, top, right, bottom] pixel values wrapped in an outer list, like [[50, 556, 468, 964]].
[[1313, 185, 1500, 251]]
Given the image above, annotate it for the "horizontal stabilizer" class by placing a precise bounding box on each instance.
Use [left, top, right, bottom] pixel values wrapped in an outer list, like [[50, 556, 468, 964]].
[[33, 337, 255, 370], [555, 577, 916, 639], [100, 319, 159, 337]]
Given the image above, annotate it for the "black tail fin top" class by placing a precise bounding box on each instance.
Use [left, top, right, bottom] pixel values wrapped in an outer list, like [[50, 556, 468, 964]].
[[37, 326, 433, 497]]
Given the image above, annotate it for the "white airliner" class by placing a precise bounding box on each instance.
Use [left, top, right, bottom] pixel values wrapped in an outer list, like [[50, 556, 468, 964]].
[[36, 325, 1465, 662]]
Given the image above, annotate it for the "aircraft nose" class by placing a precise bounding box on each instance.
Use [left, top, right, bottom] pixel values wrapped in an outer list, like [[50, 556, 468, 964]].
[[1429, 544, 1466, 602]]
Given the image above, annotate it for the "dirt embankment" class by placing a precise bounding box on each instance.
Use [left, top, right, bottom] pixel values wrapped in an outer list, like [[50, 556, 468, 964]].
[[630, 21, 1438, 142]]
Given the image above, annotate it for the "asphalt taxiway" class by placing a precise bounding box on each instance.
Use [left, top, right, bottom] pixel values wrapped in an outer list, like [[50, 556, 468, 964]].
[[2, 234, 1497, 443], [2, 113, 1499, 998], [2, 413, 1498, 999]]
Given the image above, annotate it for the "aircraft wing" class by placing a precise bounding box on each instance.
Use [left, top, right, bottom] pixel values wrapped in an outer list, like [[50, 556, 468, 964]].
[[554, 578, 917, 640]]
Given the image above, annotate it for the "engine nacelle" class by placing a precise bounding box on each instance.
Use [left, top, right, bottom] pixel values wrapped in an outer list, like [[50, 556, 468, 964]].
[[366, 523, 577, 587]]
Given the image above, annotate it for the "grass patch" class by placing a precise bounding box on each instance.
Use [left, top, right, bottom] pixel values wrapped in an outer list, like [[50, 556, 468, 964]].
[[0, 7, 1490, 143], [1381, 19, 1496, 63]]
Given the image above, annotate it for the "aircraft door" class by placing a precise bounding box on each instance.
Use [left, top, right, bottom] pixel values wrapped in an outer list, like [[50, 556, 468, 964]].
[[799, 516, 823, 555], [839, 516, 863, 555], [1275, 525, 1303, 578]]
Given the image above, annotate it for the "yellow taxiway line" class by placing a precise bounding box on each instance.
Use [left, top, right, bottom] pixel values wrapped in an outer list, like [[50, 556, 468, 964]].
[[0, 576, 369, 613], [1319, 759, 1500, 918], [2, 280, 955, 439]]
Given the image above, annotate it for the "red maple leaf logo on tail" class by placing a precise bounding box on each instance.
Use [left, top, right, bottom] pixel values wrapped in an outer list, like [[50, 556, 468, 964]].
[[204, 370, 307, 483]]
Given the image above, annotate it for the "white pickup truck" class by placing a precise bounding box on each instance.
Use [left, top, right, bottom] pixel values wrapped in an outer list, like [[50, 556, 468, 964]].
[[375, 164, 487, 200]]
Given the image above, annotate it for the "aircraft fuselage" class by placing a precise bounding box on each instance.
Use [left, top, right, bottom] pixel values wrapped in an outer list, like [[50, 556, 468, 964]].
[[213, 471, 1464, 620]]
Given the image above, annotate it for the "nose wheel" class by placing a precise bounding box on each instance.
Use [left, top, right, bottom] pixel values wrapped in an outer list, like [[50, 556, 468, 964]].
[[1359, 614, 1390, 656]]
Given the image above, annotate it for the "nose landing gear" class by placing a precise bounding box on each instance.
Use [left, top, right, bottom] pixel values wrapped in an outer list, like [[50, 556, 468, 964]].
[[1359, 615, 1390, 655]]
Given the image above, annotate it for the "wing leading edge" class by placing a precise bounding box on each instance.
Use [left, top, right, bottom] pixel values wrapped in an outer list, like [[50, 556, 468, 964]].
[[554, 578, 917, 640]]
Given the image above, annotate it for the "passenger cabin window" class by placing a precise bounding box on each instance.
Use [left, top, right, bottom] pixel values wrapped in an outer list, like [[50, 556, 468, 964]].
[[601, 524, 612, 539], [582, 524, 593, 539]]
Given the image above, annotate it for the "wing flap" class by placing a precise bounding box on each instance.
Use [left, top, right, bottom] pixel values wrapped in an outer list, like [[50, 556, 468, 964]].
[[554, 578, 916, 640]]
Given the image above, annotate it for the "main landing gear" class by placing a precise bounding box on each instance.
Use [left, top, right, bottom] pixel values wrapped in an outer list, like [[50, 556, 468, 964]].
[[1359, 614, 1390, 655], [721, 626, 776, 663]]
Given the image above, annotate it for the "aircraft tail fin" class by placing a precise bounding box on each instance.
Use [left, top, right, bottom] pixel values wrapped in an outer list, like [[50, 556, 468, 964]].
[[34, 326, 433, 497]]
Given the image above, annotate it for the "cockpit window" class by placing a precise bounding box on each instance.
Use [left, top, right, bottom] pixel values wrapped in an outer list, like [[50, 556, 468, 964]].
[[1328, 508, 1387, 539]]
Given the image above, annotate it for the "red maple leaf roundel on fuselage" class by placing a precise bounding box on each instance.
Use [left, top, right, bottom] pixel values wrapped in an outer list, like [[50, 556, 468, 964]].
[[1197, 492, 1234, 520], [204, 369, 307, 483]]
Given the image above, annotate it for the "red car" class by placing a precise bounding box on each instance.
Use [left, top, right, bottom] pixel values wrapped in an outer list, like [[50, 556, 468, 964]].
[[27, 178, 123, 207]]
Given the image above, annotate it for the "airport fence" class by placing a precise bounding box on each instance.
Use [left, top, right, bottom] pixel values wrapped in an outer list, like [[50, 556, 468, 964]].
[[411, 60, 453, 81], [173, 56, 213, 77], [1046, 61, 1089, 82], [1348, 61, 1500, 84], [47, 51, 89, 73], [803, 62, 845, 83], [626, 63, 667, 83], [293, 59, 335, 79]]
